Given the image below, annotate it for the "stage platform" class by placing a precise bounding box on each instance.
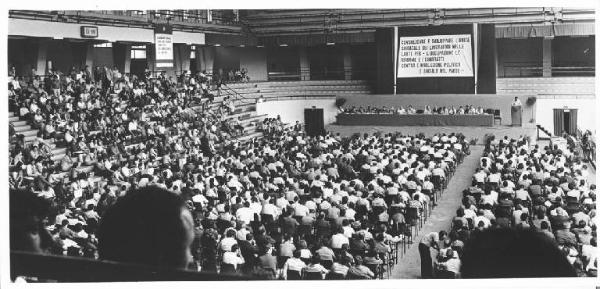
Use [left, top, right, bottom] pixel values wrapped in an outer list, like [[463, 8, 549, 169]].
[[340, 94, 535, 126], [327, 123, 537, 145], [336, 113, 493, 127]]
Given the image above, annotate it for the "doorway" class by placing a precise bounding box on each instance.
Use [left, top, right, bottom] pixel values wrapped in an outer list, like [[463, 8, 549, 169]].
[[553, 108, 578, 136]]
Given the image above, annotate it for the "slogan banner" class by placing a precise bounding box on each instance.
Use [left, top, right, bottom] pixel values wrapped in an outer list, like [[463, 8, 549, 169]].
[[154, 25, 173, 68], [397, 34, 473, 78]]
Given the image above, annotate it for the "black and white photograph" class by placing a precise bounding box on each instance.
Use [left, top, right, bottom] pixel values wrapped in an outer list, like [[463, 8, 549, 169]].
[[3, 2, 599, 287]]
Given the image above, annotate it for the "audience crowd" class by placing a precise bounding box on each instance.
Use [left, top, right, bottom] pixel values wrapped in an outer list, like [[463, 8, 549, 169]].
[[428, 135, 597, 278], [9, 69, 471, 279], [10, 66, 595, 281]]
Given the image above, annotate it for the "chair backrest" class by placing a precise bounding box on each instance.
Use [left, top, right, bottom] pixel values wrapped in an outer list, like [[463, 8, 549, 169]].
[[303, 271, 323, 280], [327, 272, 346, 280], [286, 269, 302, 280], [436, 270, 456, 279], [494, 109, 501, 117], [406, 207, 419, 218], [220, 263, 236, 275]]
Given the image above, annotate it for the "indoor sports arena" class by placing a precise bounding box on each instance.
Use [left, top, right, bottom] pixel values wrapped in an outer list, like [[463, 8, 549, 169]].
[[6, 8, 597, 282]]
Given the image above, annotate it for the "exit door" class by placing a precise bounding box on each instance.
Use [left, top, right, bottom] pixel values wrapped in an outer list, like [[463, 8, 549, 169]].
[[553, 108, 578, 136]]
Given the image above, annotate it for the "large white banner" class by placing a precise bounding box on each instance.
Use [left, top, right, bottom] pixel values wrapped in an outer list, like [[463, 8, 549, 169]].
[[397, 34, 473, 78], [155, 26, 173, 68]]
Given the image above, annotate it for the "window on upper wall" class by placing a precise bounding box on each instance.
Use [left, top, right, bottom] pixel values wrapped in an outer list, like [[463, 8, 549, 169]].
[[551, 35, 595, 77], [131, 45, 147, 59], [94, 43, 112, 48], [190, 45, 196, 59], [130, 10, 147, 17]]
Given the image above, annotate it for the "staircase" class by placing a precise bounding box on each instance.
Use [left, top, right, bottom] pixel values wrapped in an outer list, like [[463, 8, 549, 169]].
[[9, 112, 67, 162], [205, 79, 374, 141], [536, 124, 553, 140], [10, 80, 373, 165]]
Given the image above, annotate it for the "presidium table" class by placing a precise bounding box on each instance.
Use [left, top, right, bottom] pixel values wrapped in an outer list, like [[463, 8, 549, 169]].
[[336, 113, 494, 127]]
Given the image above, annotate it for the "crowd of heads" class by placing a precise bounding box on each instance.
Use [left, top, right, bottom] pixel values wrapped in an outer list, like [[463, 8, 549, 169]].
[[442, 135, 597, 278], [9, 70, 472, 279], [341, 104, 488, 115], [8, 66, 258, 262]]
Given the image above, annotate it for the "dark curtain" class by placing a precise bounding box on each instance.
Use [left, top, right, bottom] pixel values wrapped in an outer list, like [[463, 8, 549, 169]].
[[569, 109, 578, 135], [478, 24, 496, 93], [375, 28, 394, 94], [113, 43, 127, 73], [553, 109, 564, 136]]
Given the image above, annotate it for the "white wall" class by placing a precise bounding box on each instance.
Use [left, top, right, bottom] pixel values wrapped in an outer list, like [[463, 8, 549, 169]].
[[535, 97, 596, 135], [9, 18, 205, 44], [256, 98, 338, 125]]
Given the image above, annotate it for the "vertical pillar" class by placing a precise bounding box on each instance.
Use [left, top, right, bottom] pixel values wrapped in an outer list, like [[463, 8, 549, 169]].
[[36, 39, 48, 76], [196, 46, 214, 75], [146, 44, 156, 73], [342, 45, 352, 80], [123, 44, 131, 74], [299, 47, 310, 81], [542, 37, 552, 77], [113, 43, 131, 73], [84, 43, 94, 70], [174, 44, 191, 75]]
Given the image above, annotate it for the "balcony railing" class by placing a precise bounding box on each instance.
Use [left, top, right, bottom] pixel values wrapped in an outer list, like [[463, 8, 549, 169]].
[[501, 62, 595, 78], [267, 68, 376, 81]]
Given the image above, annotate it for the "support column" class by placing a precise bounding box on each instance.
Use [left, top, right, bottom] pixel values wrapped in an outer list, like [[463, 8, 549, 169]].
[[113, 43, 132, 74], [299, 47, 310, 81], [542, 37, 552, 77], [84, 43, 94, 70], [343, 45, 352, 80], [146, 44, 156, 73], [36, 39, 48, 76], [196, 46, 214, 75], [174, 44, 191, 76], [123, 44, 131, 74]]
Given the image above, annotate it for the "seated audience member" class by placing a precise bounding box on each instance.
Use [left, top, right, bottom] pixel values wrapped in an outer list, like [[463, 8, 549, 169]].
[[10, 189, 53, 254], [98, 186, 195, 269], [460, 228, 576, 278], [282, 250, 306, 280]]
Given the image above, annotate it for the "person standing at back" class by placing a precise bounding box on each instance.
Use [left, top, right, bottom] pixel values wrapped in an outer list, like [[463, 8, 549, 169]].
[[419, 231, 446, 279]]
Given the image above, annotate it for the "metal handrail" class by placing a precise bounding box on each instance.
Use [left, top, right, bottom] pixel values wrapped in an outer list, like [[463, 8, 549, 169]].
[[501, 63, 595, 78]]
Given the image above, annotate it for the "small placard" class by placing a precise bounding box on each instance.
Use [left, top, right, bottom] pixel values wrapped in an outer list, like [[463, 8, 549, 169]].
[[81, 26, 99, 38]]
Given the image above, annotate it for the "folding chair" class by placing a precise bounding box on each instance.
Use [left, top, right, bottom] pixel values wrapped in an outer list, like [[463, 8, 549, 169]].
[[406, 207, 420, 236]]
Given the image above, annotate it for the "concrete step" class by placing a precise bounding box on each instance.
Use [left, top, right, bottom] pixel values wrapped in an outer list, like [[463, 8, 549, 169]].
[[18, 129, 39, 137], [24, 137, 55, 145], [12, 120, 28, 126], [24, 135, 37, 142], [243, 126, 259, 134], [75, 165, 94, 174], [9, 111, 15, 117], [52, 147, 67, 155], [224, 111, 255, 120], [237, 131, 263, 142], [51, 153, 66, 162], [258, 85, 370, 92], [9, 116, 20, 122], [239, 114, 267, 125], [13, 125, 33, 132]]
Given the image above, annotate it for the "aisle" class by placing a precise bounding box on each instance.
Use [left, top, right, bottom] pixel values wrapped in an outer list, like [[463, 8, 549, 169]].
[[390, 145, 485, 279]]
